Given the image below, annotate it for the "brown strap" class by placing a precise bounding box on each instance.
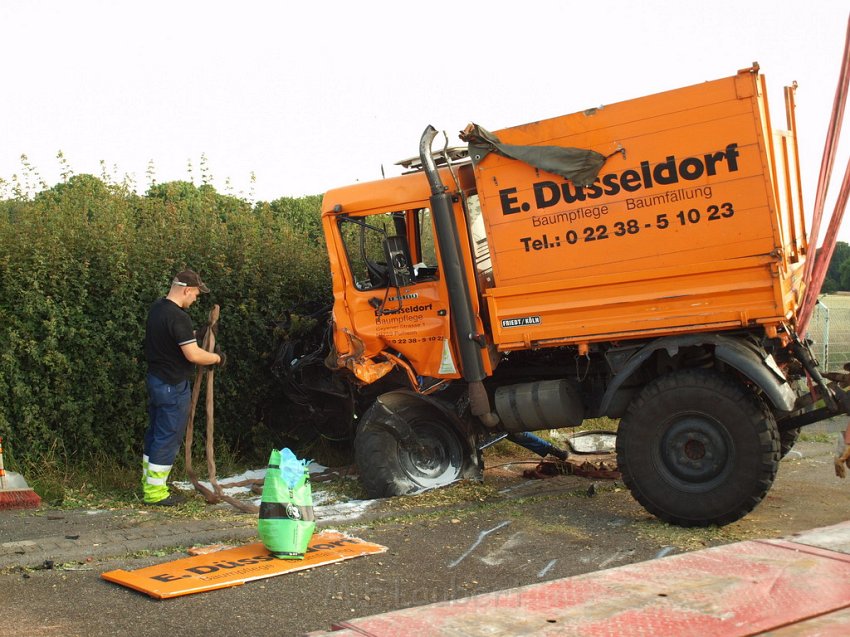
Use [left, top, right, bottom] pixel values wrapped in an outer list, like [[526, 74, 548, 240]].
[[183, 305, 259, 513]]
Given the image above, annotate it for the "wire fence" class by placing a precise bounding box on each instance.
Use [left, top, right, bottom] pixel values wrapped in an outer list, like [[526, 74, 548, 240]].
[[807, 294, 850, 372]]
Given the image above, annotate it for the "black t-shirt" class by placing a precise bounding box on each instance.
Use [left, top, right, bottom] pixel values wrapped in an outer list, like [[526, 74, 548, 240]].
[[144, 297, 196, 384]]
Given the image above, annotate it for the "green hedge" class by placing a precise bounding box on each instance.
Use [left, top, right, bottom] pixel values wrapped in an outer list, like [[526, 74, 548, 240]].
[[0, 175, 329, 469]]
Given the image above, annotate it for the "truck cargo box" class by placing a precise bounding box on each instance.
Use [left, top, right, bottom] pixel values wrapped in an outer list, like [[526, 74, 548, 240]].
[[473, 66, 808, 350]]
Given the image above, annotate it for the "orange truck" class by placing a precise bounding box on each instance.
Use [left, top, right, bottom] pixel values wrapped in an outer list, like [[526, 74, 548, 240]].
[[281, 65, 849, 527]]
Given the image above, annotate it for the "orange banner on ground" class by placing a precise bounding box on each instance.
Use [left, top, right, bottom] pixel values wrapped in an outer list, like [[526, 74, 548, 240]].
[[101, 531, 387, 599]]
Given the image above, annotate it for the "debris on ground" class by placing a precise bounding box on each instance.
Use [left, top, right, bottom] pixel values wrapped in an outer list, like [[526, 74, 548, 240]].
[[522, 457, 621, 481], [187, 544, 236, 556]]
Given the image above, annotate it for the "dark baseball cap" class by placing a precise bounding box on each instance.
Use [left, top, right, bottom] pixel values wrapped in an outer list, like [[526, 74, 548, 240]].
[[172, 269, 210, 293]]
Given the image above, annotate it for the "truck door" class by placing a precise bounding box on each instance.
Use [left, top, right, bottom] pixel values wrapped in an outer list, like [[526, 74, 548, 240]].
[[335, 207, 460, 380]]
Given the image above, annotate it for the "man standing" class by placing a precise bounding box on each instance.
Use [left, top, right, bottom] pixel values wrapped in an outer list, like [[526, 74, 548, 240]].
[[142, 269, 224, 506]]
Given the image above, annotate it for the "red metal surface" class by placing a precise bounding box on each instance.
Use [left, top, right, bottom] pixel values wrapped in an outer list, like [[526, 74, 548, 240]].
[[782, 521, 850, 555], [314, 521, 850, 637], [757, 606, 850, 636]]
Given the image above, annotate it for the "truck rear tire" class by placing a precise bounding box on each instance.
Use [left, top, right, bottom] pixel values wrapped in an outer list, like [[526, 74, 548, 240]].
[[616, 368, 779, 527], [780, 428, 800, 458], [354, 411, 467, 498]]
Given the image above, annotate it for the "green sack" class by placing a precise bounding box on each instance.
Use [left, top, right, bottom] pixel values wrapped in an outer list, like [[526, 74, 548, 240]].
[[258, 448, 316, 560]]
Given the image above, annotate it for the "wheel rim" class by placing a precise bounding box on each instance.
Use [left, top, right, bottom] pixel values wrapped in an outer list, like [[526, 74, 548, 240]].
[[655, 413, 734, 491], [397, 421, 464, 489]]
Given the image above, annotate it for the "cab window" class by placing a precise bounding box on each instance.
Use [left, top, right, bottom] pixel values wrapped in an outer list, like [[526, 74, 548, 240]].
[[338, 208, 438, 291]]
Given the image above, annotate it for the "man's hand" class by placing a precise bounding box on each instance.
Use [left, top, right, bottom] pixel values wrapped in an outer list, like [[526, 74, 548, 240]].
[[201, 344, 227, 371], [213, 343, 227, 370], [835, 444, 850, 479]]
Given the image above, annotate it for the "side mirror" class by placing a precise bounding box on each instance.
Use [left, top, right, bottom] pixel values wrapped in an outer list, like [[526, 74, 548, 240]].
[[382, 236, 413, 288]]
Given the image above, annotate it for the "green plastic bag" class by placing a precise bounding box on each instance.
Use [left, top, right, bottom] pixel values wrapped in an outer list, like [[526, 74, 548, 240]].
[[258, 448, 316, 559]]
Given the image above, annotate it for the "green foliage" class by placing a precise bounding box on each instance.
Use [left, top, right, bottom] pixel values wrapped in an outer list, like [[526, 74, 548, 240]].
[[264, 195, 324, 243], [822, 277, 839, 294], [838, 257, 850, 292], [826, 241, 850, 280], [820, 241, 850, 293], [0, 174, 329, 472]]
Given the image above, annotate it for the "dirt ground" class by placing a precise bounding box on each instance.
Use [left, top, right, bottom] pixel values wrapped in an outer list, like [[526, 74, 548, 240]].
[[1, 436, 848, 637]]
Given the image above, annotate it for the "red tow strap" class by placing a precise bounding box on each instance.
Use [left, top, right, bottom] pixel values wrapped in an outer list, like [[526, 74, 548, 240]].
[[799, 15, 850, 334]]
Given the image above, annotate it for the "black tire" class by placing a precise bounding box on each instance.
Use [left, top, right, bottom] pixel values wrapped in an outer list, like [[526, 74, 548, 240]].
[[355, 411, 467, 498], [616, 369, 779, 527], [780, 428, 800, 458]]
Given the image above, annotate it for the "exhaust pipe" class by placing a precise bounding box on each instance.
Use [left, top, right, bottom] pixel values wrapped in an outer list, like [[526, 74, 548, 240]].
[[419, 126, 499, 427]]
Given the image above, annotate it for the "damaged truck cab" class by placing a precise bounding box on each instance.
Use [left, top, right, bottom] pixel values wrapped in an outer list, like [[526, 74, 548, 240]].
[[315, 65, 849, 527]]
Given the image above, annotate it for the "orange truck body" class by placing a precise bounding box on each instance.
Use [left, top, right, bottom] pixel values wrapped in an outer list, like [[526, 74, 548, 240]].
[[307, 65, 846, 527], [323, 66, 808, 378], [477, 68, 808, 351], [323, 164, 481, 382]]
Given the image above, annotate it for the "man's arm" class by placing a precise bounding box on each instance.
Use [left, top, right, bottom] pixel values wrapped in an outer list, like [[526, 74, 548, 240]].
[[181, 342, 222, 366]]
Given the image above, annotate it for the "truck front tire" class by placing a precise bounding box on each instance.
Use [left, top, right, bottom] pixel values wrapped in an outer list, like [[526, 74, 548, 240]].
[[616, 368, 779, 527]]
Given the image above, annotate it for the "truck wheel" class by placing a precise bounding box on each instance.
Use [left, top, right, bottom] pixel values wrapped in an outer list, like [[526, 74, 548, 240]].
[[355, 412, 467, 498], [780, 428, 800, 458], [616, 368, 779, 527]]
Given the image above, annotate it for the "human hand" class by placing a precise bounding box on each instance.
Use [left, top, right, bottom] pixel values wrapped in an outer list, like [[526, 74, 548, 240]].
[[203, 345, 226, 372], [835, 444, 850, 479], [214, 348, 227, 370]]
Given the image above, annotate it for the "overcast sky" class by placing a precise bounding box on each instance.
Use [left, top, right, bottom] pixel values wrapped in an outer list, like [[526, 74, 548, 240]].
[[1, 1, 848, 242]]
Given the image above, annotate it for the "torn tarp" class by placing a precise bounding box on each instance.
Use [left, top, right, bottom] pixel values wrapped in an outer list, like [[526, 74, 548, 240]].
[[460, 123, 610, 187]]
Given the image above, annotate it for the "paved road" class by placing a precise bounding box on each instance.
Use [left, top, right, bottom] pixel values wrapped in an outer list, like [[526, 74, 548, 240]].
[[1, 438, 848, 636]]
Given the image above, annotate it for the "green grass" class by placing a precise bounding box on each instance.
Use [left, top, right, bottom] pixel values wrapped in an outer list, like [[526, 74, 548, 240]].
[[19, 416, 621, 510], [20, 442, 251, 510], [573, 417, 620, 432], [318, 475, 368, 502], [799, 432, 835, 444]]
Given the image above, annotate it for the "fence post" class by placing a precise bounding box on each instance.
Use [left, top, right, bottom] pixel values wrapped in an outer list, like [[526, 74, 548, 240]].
[[816, 298, 830, 370]]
